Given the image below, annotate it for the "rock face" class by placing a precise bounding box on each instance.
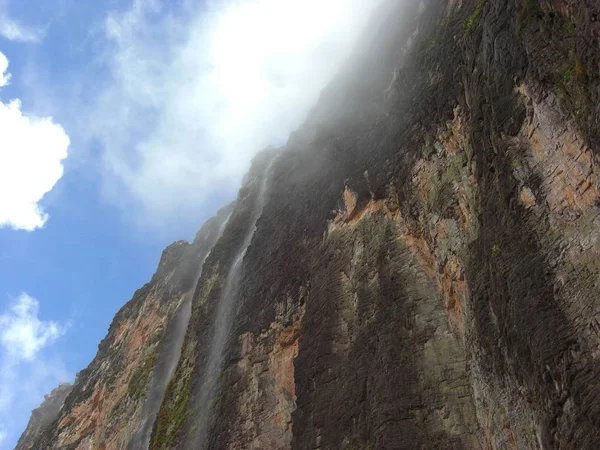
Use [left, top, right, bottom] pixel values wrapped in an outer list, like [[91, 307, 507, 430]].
[[17, 0, 600, 448], [16, 206, 233, 450], [16, 383, 73, 450]]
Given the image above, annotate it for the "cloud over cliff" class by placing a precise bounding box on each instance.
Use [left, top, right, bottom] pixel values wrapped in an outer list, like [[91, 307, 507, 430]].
[[87, 0, 377, 227]]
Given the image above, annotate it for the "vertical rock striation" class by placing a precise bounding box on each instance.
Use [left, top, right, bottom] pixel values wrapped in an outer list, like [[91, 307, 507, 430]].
[[189, 153, 278, 449], [128, 212, 232, 450], [16, 205, 233, 450], [17, 0, 600, 449]]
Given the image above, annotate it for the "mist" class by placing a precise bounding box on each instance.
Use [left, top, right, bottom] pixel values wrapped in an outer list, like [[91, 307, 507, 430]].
[[86, 0, 380, 230]]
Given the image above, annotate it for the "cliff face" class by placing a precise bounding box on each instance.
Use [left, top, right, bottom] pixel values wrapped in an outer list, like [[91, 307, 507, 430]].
[[16, 206, 233, 450], [16, 383, 73, 450], [18, 0, 600, 449]]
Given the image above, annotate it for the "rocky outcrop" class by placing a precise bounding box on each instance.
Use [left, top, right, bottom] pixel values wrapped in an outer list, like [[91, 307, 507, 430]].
[[18, 0, 600, 449], [16, 382, 73, 450], [16, 205, 233, 450]]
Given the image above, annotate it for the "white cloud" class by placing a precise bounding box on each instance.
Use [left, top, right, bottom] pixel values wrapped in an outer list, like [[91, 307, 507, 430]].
[[85, 0, 378, 227], [0, 52, 70, 231], [0, 15, 44, 42], [0, 52, 9, 87], [0, 293, 69, 450], [0, 294, 64, 360]]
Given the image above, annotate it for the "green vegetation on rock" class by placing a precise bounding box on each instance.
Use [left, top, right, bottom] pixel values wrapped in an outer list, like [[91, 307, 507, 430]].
[[464, 1, 483, 34], [150, 353, 194, 450], [128, 346, 159, 400]]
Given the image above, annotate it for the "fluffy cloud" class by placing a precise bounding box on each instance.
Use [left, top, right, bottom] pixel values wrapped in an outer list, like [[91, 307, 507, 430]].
[[0, 52, 70, 231], [0, 293, 69, 449], [0, 293, 63, 360], [0, 52, 9, 87], [86, 0, 378, 227]]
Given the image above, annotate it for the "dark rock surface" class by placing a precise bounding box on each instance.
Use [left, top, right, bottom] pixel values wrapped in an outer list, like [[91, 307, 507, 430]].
[[17, 0, 600, 449]]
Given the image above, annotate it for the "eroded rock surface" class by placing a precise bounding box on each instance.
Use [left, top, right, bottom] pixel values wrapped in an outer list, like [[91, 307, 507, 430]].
[[17, 0, 600, 449]]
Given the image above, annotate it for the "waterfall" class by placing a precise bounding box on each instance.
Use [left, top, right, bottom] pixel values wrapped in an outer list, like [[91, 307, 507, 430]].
[[128, 214, 231, 450], [128, 293, 193, 450], [192, 155, 277, 449]]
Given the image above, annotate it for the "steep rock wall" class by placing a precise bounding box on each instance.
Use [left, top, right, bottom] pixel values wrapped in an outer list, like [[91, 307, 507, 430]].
[[18, 0, 600, 449], [16, 383, 73, 450], [17, 206, 233, 450]]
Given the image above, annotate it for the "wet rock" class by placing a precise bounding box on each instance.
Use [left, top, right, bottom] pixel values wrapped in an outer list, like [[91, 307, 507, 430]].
[[17, 0, 600, 449]]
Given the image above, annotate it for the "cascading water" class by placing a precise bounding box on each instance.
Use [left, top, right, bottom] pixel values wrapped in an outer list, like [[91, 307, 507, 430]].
[[128, 292, 193, 450], [128, 214, 231, 450], [192, 155, 278, 449]]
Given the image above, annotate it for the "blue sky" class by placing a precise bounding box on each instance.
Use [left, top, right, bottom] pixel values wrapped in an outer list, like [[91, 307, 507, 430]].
[[0, 0, 375, 448]]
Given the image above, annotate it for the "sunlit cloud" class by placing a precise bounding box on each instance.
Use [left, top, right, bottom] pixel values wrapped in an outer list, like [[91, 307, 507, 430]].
[[0, 51, 70, 231], [84, 0, 378, 228], [0, 52, 9, 87]]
